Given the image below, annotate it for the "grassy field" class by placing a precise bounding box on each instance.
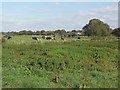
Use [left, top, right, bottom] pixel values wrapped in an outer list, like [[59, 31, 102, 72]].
[[2, 35, 119, 88]]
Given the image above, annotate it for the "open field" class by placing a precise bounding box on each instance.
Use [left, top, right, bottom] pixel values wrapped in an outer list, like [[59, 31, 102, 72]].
[[2, 35, 119, 88]]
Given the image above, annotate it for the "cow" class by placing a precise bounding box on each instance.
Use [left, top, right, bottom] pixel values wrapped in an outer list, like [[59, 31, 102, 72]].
[[61, 37, 64, 40], [46, 37, 52, 40], [52, 35, 55, 40], [51, 36, 55, 40], [78, 37, 80, 39], [42, 35, 55, 40], [32, 37, 38, 41], [7, 36, 12, 39]]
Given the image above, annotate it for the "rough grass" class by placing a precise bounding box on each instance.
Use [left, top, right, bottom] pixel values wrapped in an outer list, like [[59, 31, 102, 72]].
[[2, 35, 118, 88]]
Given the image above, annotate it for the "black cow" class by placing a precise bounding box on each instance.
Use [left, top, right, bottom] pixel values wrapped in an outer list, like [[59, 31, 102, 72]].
[[7, 36, 12, 39], [32, 37, 38, 41], [78, 37, 80, 39], [53, 37, 55, 40], [61, 37, 64, 40], [46, 37, 52, 40]]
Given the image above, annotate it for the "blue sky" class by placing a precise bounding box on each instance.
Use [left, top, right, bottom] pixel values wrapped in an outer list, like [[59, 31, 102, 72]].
[[2, 2, 118, 32]]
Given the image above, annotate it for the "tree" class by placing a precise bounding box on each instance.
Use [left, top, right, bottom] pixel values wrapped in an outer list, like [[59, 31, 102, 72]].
[[72, 30, 77, 32], [36, 31, 41, 35], [17, 30, 34, 35], [27, 30, 33, 35], [41, 30, 46, 35], [60, 29, 66, 36], [46, 31, 54, 35], [112, 27, 120, 37], [82, 19, 112, 36], [54, 29, 66, 36], [18, 30, 27, 35]]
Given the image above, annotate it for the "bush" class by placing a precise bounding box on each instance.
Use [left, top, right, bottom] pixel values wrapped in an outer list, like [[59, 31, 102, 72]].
[[1, 38, 6, 43]]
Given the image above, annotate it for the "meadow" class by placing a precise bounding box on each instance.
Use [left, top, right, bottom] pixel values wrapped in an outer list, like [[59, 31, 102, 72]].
[[2, 35, 119, 88]]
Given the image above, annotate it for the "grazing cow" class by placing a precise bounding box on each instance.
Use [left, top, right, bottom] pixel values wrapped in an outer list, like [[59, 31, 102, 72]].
[[55, 76, 59, 83], [51, 36, 55, 40], [78, 37, 80, 39], [42, 36, 46, 39], [52, 35, 55, 40], [7, 36, 12, 39], [61, 37, 64, 40], [46, 37, 52, 40], [42, 36, 55, 40], [32, 37, 38, 41]]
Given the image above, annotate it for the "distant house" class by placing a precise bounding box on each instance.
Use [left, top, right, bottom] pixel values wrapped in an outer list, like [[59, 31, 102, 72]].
[[67, 31, 84, 37], [76, 32, 82, 36]]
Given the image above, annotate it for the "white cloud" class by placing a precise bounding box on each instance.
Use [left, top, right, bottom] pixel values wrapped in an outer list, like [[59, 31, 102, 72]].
[[71, 3, 118, 29], [2, 3, 118, 32]]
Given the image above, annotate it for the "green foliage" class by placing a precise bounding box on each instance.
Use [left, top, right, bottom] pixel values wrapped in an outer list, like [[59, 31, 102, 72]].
[[83, 19, 112, 36], [112, 27, 120, 37], [54, 29, 67, 36], [1, 38, 6, 43]]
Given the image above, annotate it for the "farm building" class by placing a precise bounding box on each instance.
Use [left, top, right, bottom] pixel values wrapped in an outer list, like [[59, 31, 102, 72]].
[[67, 31, 84, 37]]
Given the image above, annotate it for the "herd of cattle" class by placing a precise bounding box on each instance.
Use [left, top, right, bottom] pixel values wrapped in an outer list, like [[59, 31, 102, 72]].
[[6, 35, 81, 41], [32, 36, 59, 41]]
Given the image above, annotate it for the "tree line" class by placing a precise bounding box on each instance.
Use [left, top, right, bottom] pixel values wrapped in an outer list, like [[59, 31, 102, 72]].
[[2, 18, 120, 37], [2, 29, 83, 36]]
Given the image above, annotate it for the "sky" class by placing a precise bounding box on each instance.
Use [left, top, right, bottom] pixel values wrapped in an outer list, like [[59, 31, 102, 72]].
[[2, 2, 118, 32]]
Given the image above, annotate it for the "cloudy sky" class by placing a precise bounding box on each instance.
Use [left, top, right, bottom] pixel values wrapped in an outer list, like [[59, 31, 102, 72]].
[[2, 2, 118, 32]]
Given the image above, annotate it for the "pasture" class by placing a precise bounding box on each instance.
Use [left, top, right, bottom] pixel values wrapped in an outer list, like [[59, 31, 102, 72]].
[[2, 35, 119, 88]]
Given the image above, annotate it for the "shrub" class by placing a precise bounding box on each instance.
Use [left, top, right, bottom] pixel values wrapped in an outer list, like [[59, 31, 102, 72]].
[[1, 38, 6, 43]]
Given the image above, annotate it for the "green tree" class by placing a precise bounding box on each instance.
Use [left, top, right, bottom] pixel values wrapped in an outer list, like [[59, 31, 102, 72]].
[[112, 27, 120, 37], [71, 30, 77, 32], [27, 30, 33, 35], [82, 19, 112, 36], [18, 30, 27, 35], [46, 31, 54, 35], [60, 29, 66, 36], [41, 30, 46, 35], [18, 30, 34, 35], [36, 31, 41, 35], [54, 29, 66, 36]]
